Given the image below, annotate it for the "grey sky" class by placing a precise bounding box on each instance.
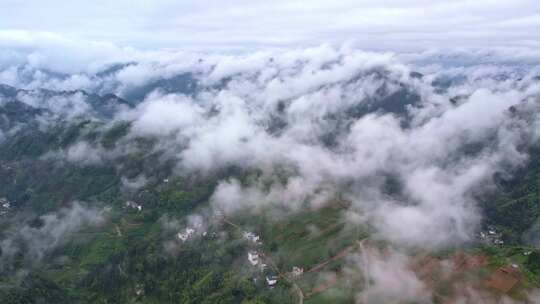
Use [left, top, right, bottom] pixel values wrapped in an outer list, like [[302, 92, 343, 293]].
[[1, 0, 540, 52]]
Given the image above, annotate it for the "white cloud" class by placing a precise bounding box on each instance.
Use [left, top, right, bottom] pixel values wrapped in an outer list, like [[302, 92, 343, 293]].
[[129, 92, 204, 137], [2, 45, 540, 251], [354, 246, 431, 303], [0, 202, 107, 264]]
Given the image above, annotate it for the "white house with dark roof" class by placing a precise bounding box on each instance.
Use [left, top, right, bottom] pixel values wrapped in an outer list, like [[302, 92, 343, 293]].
[[248, 251, 259, 266]]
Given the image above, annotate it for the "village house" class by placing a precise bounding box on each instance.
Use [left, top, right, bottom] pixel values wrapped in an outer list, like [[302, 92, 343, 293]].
[[292, 266, 304, 277], [177, 228, 195, 242], [248, 251, 259, 266], [134, 284, 144, 296], [125, 201, 143, 211], [1, 199, 11, 209], [478, 227, 504, 245], [266, 275, 278, 287], [243, 231, 262, 245], [0, 198, 12, 216]]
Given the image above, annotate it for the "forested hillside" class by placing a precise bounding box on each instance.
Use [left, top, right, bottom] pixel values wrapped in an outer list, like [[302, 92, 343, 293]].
[[1, 48, 540, 303]]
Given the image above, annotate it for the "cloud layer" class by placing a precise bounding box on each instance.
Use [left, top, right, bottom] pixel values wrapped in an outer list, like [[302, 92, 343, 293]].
[[2, 45, 540, 251]]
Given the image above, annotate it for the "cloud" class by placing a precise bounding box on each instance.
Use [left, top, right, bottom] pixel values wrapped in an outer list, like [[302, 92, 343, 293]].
[[0, 202, 107, 266], [121, 175, 148, 191], [42, 141, 110, 166], [2, 45, 540, 251], [181, 47, 539, 249], [16, 90, 93, 122], [128, 92, 205, 137], [64, 142, 107, 165], [348, 243, 540, 303], [1, 1, 540, 52], [353, 246, 431, 303], [0, 31, 133, 74]]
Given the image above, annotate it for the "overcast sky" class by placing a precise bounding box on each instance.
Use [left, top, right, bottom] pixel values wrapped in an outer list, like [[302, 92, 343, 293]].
[[1, 0, 539, 53]]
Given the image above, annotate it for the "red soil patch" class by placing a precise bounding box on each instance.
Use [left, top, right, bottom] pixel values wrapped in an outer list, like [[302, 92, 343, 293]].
[[415, 257, 443, 286], [485, 266, 521, 293], [453, 252, 488, 272]]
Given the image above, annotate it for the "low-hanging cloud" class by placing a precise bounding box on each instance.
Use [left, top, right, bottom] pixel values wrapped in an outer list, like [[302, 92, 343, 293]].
[[0, 202, 107, 267], [2, 45, 540, 251]]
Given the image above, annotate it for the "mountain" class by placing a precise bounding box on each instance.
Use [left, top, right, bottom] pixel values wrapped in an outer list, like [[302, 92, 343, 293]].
[[1, 52, 540, 303]]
